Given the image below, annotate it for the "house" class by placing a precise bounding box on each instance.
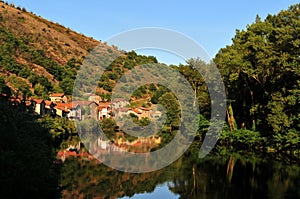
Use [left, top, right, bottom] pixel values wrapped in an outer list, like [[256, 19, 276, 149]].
[[55, 103, 70, 118], [150, 111, 162, 120], [31, 99, 46, 115], [49, 93, 68, 103], [45, 100, 56, 116], [73, 101, 99, 120], [98, 102, 111, 120], [56, 102, 82, 120], [128, 108, 143, 118]]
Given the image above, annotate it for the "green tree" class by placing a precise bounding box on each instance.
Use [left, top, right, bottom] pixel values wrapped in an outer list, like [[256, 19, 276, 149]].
[[59, 77, 74, 95], [34, 83, 45, 96], [158, 92, 181, 129], [0, 76, 5, 93], [214, 4, 300, 150]]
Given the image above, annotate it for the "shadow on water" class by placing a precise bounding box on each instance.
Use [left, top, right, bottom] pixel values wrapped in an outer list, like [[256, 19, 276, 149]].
[[0, 95, 61, 198], [60, 151, 300, 199]]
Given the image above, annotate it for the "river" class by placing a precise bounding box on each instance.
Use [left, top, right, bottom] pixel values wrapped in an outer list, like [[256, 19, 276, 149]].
[[60, 153, 300, 198]]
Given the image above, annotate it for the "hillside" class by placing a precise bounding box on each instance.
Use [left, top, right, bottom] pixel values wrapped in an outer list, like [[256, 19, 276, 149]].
[[0, 1, 118, 97]]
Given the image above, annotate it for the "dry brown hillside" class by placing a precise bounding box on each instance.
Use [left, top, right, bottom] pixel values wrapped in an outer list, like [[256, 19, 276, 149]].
[[0, 1, 118, 97], [0, 1, 100, 64]]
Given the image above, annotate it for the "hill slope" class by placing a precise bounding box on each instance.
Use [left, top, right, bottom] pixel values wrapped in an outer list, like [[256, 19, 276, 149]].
[[0, 1, 118, 97]]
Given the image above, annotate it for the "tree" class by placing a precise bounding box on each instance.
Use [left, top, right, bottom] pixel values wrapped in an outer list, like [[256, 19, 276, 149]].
[[214, 4, 300, 149], [59, 77, 74, 95], [0, 97, 60, 198], [34, 83, 45, 96], [0, 76, 5, 93], [158, 92, 181, 129]]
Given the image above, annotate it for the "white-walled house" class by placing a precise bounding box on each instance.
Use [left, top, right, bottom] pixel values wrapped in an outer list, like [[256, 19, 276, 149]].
[[98, 103, 111, 120], [31, 99, 45, 115]]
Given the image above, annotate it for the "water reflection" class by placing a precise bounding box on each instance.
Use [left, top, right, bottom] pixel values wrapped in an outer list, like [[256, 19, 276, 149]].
[[60, 154, 300, 199], [120, 183, 179, 199]]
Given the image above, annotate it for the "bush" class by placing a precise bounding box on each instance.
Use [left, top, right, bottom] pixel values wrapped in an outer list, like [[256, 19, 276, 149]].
[[218, 128, 264, 152]]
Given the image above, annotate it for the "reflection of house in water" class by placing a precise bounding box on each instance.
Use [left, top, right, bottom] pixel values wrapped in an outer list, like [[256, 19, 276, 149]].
[[93, 137, 128, 153], [91, 137, 161, 154]]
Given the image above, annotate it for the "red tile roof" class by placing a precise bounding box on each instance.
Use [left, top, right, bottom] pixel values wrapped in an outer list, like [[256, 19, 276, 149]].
[[45, 100, 54, 106], [25, 101, 31, 107], [55, 105, 70, 112], [50, 93, 65, 97], [56, 102, 73, 109], [140, 107, 151, 111], [133, 109, 142, 114], [97, 102, 111, 110], [56, 102, 81, 110], [32, 99, 44, 104]]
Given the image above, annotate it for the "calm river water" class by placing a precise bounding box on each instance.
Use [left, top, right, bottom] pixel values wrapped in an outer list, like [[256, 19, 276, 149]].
[[60, 153, 300, 198]]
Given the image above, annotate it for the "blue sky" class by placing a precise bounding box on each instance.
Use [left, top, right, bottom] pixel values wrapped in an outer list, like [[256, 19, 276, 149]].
[[8, 0, 299, 64]]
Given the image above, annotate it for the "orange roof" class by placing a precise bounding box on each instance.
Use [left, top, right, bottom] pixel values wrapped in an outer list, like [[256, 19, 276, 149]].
[[9, 98, 21, 103], [133, 109, 142, 114], [55, 105, 70, 112], [56, 102, 72, 109], [140, 107, 151, 111], [32, 99, 44, 104], [50, 93, 65, 97], [45, 100, 54, 106], [98, 102, 111, 110], [56, 102, 81, 110]]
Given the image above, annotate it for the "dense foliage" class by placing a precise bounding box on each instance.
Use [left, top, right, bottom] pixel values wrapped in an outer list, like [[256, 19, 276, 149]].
[[0, 96, 60, 198], [214, 4, 300, 152]]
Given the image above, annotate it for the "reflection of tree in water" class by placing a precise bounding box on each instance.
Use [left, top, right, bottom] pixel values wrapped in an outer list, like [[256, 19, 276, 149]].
[[60, 157, 175, 198], [60, 154, 300, 199]]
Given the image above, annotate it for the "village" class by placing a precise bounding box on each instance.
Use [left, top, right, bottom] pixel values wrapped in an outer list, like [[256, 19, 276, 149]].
[[25, 93, 163, 122], [5, 92, 164, 154], [8, 93, 164, 160]]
